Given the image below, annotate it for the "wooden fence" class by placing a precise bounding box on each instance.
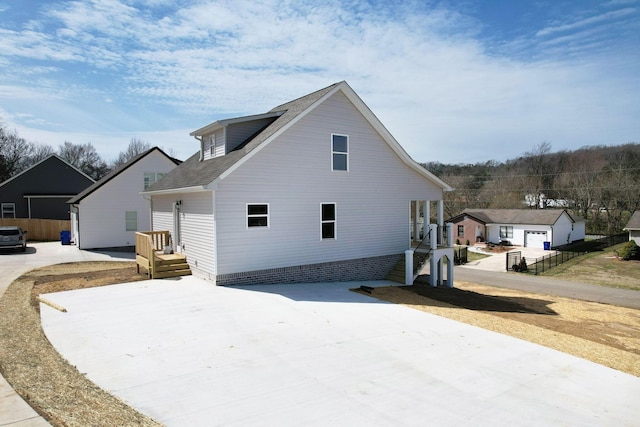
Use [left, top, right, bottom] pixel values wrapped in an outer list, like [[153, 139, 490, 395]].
[[0, 219, 71, 242]]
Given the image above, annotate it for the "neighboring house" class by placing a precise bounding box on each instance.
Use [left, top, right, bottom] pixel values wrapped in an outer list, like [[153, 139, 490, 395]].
[[68, 147, 180, 250], [623, 211, 640, 245], [143, 81, 454, 286], [448, 209, 586, 249], [0, 154, 94, 220]]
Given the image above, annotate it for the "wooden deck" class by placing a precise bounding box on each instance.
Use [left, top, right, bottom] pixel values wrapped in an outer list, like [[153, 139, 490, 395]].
[[135, 231, 192, 279]]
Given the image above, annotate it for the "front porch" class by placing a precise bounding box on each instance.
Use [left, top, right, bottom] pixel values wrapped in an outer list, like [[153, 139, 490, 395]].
[[387, 199, 455, 287], [135, 231, 192, 279]]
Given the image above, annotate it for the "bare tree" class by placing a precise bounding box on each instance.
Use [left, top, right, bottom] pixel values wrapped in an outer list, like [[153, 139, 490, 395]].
[[58, 141, 109, 180], [0, 125, 34, 182], [112, 138, 152, 168]]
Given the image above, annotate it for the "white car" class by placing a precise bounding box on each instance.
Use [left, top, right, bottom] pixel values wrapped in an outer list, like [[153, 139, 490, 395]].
[[0, 226, 28, 252]]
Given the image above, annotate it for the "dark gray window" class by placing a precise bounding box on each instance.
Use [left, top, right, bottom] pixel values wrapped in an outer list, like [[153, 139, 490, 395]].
[[457, 225, 464, 237], [500, 226, 513, 239], [247, 204, 269, 228], [331, 134, 348, 171], [321, 203, 336, 239]]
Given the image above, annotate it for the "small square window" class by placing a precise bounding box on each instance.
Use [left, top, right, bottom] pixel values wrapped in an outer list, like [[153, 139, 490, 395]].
[[331, 134, 348, 171], [1, 203, 15, 218], [247, 204, 269, 228], [321, 203, 336, 239]]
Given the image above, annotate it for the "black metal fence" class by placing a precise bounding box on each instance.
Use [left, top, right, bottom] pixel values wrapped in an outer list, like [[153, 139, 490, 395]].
[[454, 246, 468, 265], [510, 233, 628, 275]]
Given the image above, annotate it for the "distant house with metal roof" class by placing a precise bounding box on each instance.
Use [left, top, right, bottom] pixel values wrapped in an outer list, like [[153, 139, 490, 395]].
[[143, 81, 455, 286], [68, 147, 180, 249], [447, 209, 585, 249], [623, 211, 640, 245]]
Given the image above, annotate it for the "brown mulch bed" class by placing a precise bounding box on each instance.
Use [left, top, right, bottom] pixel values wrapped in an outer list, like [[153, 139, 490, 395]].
[[1, 261, 639, 426]]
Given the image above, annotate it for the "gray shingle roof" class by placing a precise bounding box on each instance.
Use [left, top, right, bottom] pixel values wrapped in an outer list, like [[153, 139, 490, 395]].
[[624, 211, 640, 230], [146, 82, 342, 193], [68, 147, 180, 204], [460, 209, 583, 225]]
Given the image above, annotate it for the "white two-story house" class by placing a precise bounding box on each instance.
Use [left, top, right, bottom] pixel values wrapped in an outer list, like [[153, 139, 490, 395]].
[[143, 82, 454, 286]]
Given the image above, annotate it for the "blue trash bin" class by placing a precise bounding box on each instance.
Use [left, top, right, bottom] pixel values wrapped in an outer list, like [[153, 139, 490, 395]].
[[543, 241, 550, 250], [60, 230, 71, 245]]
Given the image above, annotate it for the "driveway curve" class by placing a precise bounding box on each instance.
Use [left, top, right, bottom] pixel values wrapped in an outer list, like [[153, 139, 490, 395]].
[[0, 242, 134, 427]]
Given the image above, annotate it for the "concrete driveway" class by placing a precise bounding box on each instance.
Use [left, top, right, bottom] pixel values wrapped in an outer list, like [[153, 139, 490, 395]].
[[40, 277, 640, 426], [462, 246, 554, 272], [0, 242, 134, 427]]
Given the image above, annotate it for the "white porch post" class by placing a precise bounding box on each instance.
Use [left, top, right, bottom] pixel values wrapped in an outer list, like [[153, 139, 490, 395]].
[[413, 201, 420, 242], [405, 249, 414, 285], [447, 253, 455, 288], [437, 200, 444, 244], [422, 201, 429, 240]]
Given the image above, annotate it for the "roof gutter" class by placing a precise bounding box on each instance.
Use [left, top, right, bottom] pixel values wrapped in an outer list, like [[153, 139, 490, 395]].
[[195, 135, 204, 161], [141, 185, 208, 196]]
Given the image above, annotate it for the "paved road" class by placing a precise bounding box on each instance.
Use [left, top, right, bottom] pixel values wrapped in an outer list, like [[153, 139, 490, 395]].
[[0, 242, 133, 427], [455, 267, 640, 309]]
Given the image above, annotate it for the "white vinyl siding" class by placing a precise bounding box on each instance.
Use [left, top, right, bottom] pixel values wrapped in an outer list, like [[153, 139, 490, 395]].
[[1, 203, 15, 218], [75, 151, 177, 249], [214, 90, 443, 275], [175, 192, 216, 278]]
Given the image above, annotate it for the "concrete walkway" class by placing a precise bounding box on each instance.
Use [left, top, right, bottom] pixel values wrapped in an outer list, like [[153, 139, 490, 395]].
[[40, 277, 640, 426], [0, 242, 134, 427]]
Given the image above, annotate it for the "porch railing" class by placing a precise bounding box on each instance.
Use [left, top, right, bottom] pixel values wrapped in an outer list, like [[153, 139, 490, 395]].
[[135, 231, 171, 277]]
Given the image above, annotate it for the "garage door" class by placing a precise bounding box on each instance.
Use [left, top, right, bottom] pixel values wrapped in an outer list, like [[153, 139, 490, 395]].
[[525, 231, 547, 248]]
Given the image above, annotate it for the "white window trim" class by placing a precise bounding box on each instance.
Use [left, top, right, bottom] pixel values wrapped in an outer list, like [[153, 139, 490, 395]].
[[321, 202, 337, 240], [1, 202, 16, 219], [246, 203, 270, 229], [331, 133, 349, 172]]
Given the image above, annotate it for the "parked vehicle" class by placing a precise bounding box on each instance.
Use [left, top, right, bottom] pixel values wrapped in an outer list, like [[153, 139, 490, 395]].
[[0, 226, 28, 252]]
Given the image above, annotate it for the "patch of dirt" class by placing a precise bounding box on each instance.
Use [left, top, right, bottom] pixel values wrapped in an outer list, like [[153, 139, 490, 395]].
[[359, 282, 640, 377], [0, 262, 158, 427]]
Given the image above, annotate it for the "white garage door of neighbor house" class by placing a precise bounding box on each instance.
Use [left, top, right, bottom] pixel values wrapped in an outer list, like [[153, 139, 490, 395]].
[[525, 231, 547, 248]]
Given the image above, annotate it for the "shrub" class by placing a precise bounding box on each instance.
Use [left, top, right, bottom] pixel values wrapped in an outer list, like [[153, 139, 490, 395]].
[[617, 240, 640, 260], [465, 239, 470, 246], [456, 239, 460, 245]]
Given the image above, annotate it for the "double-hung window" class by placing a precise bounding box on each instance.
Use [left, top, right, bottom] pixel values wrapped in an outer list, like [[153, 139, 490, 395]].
[[125, 211, 138, 231], [144, 172, 167, 190], [247, 204, 269, 228], [499, 226, 513, 239], [331, 134, 348, 171], [1, 203, 15, 218], [457, 225, 464, 237], [321, 203, 336, 239]]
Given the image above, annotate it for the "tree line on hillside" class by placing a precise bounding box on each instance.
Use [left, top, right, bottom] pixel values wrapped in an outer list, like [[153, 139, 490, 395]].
[[424, 142, 640, 235], [0, 124, 169, 182]]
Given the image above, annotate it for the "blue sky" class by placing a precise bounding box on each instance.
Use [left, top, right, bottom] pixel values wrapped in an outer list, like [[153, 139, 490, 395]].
[[0, 0, 638, 164]]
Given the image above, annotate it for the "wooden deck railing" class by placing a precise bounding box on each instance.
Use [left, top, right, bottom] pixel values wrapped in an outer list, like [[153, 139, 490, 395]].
[[135, 231, 170, 278]]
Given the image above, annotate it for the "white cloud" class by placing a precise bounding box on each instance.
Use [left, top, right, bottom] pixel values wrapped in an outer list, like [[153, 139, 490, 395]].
[[0, 0, 638, 165]]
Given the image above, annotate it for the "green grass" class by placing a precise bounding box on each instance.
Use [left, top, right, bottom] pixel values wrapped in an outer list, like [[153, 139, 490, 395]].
[[539, 243, 640, 290], [455, 246, 491, 263]]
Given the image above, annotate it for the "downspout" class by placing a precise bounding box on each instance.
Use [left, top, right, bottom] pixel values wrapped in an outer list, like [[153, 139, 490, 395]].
[[195, 135, 203, 161]]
